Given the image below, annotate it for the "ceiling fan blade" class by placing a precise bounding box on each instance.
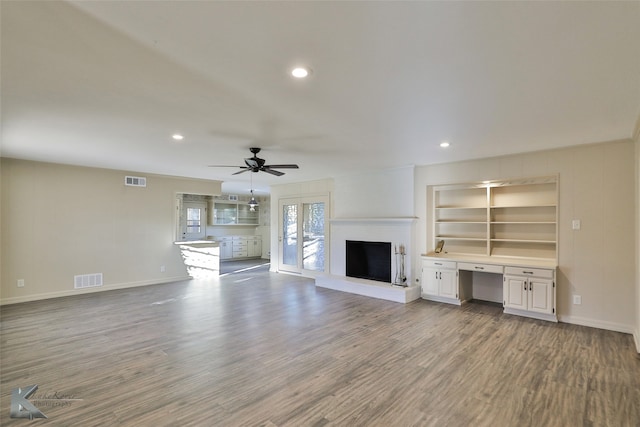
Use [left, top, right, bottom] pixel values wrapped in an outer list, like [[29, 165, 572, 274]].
[[208, 165, 243, 168], [232, 168, 251, 175], [262, 168, 285, 176], [264, 164, 299, 169]]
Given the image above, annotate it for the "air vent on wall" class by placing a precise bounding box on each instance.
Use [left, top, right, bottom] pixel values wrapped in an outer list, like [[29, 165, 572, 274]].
[[125, 176, 147, 187], [74, 273, 103, 289]]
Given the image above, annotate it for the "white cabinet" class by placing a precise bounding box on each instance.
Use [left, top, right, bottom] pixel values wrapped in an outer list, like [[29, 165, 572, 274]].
[[503, 266, 555, 320], [213, 201, 258, 225], [247, 236, 262, 258], [232, 236, 248, 258], [421, 259, 460, 305], [421, 256, 557, 322], [216, 236, 263, 260], [217, 237, 233, 260]]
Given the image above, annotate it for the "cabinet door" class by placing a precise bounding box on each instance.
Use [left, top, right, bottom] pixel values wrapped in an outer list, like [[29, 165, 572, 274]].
[[504, 275, 527, 309], [439, 270, 457, 298], [422, 268, 439, 296], [248, 238, 262, 257], [528, 278, 554, 314], [219, 241, 233, 260]]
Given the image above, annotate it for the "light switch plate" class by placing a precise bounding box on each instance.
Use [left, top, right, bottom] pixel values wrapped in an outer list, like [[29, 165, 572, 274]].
[[572, 219, 581, 230]]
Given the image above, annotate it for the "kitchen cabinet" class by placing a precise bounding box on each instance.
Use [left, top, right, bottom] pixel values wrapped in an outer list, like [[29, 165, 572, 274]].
[[213, 202, 259, 225], [247, 236, 262, 258], [232, 236, 248, 258], [215, 236, 263, 260], [217, 237, 233, 260]]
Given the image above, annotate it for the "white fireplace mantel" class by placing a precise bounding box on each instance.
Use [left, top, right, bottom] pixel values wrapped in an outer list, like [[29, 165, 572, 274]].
[[318, 216, 421, 304], [329, 217, 418, 224]]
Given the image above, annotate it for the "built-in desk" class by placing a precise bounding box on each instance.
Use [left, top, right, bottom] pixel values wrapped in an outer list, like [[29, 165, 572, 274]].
[[421, 253, 557, 322]]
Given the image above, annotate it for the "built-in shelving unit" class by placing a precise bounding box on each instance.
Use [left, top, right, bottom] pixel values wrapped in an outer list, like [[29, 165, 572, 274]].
[[431, 176, 557, 261], [212, 197, 259, 225]]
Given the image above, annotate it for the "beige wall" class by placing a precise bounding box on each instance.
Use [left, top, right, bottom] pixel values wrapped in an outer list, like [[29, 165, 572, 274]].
[[635, 118, 640, 351], [0, 158, 221, 304], [415, 140, 636, 333]]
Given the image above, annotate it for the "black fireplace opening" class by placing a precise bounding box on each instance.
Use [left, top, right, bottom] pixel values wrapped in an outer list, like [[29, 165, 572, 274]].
[[345, 240, 391, 283]]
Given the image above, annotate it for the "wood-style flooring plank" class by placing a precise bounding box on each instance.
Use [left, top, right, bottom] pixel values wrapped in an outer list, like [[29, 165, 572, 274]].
[[1, 267, 639, 426]]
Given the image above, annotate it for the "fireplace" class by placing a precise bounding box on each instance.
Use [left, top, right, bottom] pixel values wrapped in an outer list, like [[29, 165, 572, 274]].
[[345, 240, 391, 283]]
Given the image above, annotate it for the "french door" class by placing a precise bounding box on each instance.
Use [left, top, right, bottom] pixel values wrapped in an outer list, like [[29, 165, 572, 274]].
[[278, 196, 328, 275]]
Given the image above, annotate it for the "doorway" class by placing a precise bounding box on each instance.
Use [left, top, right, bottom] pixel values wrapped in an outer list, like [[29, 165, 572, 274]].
[[181, 201, 207, 241], [278, 196, 328, 275]]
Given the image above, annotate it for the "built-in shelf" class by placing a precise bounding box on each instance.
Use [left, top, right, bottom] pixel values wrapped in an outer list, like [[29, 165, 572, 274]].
[[430, 176, 558, 261]]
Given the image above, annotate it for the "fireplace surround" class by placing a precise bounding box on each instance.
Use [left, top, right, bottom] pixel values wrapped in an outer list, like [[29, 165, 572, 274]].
[[315, 217, 420, 303], [345, 240, 391, 283]]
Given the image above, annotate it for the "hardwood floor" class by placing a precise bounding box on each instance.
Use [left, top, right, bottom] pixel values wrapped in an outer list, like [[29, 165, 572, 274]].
[[1, 268, 638, 426]]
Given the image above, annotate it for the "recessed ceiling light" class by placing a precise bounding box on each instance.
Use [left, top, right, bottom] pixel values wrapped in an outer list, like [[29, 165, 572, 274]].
[[291, 67, 311, 78], [172, 134, 184, 141], [440, 141, 450, 148]]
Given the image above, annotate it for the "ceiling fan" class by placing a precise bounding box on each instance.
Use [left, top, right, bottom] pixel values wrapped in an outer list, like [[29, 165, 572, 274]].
[[209, 147, 299, 176]]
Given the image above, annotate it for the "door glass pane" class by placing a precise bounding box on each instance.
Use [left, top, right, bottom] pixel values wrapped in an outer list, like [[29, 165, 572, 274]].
[[186, 207, 201, 233], [303, 202, 325, 271], [283, 204, 297, 267]]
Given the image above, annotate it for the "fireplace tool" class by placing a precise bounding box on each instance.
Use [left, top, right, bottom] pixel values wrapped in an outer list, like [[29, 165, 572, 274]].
[[394, 244, 407, 286]]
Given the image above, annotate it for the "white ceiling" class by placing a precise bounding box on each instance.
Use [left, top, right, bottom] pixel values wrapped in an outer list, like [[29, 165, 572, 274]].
[[2, 1, 639, 195]]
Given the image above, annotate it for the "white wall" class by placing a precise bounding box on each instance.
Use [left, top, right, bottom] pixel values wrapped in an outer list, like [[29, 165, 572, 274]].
[[0, 158, 222, 304], [330, 166, 416, 282], [415, 140, 636, 333], [333, 166, 414, 218]]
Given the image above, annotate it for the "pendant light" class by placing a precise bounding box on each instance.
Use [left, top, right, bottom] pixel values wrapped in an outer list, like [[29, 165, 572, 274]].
[[248, 172, 258, 211]]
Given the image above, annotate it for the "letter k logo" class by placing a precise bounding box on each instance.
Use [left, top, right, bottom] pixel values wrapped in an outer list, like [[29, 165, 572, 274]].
[[10, 385, 47, 419]]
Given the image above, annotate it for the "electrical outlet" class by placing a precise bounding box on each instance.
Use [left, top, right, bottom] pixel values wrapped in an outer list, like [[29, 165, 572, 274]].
[[160, 265, 166, 273], [573, 295, 582, 305], [17, 279, 25, 288]]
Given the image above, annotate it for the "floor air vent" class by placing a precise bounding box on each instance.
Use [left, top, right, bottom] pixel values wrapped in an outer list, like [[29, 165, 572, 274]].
[[125, 176, 147, 187], [74, 273, 103, 289]]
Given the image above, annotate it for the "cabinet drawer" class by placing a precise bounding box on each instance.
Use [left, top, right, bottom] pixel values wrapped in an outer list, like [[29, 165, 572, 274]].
[[457, 262, 503, 274], [233, 249, 248, 257], [504, 266, 554, 279], [422, 259, 456, 270]]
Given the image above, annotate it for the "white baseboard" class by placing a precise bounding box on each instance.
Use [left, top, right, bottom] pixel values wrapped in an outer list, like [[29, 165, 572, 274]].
[[558, 314, 635, 335], [0, 276, 190, 306], [634, 330, 640, 354]]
